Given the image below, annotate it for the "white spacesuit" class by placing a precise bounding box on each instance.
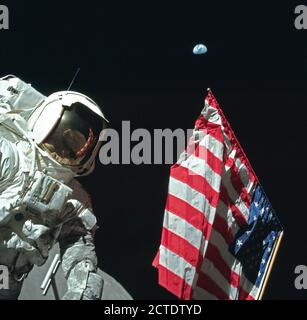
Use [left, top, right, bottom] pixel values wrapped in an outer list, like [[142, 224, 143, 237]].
[[0, 75, 108, 300]]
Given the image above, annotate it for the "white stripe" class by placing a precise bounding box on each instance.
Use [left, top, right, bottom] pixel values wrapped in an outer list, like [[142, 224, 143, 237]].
[[208, 228, 243, 276], [180, 154, 222, 193], [202, 101, 255, 196], [203, 99, 255, 185], [218, 143, 250, 221], [201, 101, 222, 126], [161, 208, 258, 299], [207, 228, 259, 299], [234, 158, 255, 194], [198, 133, 224, 161], [164, 214, 232, 266], [216, 200, 240, 238], [239, 276, 259, 299], [166, 180, 257, 298], [159, 245, 196, 286], [226, 150, 255, 198], [221, 130, 255, 196], [200, 258, 238, 300], [222, 170, 250, 219], [161, 209, 245, 299], [182, 224, 257, 299], [201, 104, 254, 218], [192, 286, 218, 300], [169, 176, 216, 224], [163, 210, 203, 249], [198, 235, 259, 300]]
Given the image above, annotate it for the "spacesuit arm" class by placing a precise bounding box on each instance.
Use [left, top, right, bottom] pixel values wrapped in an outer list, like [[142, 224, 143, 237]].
[[58, 199, 103, 300]]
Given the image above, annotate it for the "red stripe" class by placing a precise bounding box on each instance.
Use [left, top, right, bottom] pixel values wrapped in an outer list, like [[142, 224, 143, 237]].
[[166, 183, 243, 294], [194, 117, 224, 145], [238, 287, 255, 300], [171, 166, 220, 208], [160, 196, 255, 300], [166, 194, 212, 241], [161, 227, 201, 268], [160, 228, 255, 300], [220, 185, 247, 227], [205, 243, 240, 289], [152, 251, 160, 268], [187, 144, 223, 176], [198, 97, 256, 213], [197, 272, 230, 300], [226, 145, 257, 187], [166, 192, 235, 254], [212, 213, 234, 246], [205, 91, 219, 111], [231, 161, 252, 206], [164, 197, 242, 298], [224, 156, 252, 207], [206, 126, 224, 146], [156, 263, 192, 300]]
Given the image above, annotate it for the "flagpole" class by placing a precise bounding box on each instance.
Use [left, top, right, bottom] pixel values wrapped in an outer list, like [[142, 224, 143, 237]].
[[258, 231, 284, 300]]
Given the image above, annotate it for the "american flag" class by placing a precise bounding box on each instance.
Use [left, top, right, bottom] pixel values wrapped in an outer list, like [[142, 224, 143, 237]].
[[153, 90, 283, 300]]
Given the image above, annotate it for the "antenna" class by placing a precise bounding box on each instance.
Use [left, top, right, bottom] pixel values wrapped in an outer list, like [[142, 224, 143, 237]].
[[66, 67, 81, 92]]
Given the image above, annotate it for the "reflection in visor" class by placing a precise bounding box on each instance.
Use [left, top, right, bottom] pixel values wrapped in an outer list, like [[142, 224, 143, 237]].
[[41, 101, 105, 168], [75, 128, 94, 158], [43, 128, 95, 166]]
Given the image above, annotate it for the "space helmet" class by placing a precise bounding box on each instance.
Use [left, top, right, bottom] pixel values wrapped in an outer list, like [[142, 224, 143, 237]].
[[28, 91, 108, 176]]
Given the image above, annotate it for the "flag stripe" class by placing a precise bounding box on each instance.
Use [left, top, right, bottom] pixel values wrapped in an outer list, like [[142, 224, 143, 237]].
[[205, 242, 240, 289], [192, 145, 223, 175], [187, 131, 224, 162], [222, 166, 251, 216], [230, 161, 252, 206], [220, 185, 247, 227], [168, 176, 217, 224], [225, 151, 255, 203], [163, 206, 256, 299], [163, 209, 204, 249], [235, 157, 256, 194], [171, 167, 220, 209], [161, 227, 201, 267], [163, 207, 257, 299], [200, 258, 238, 300], [202, 93, 259, 184], [213, 212, 234, 245], [165, 194, 212, 238], [179, 154, 222, 193], [197, 271, 230, 300], [205, 223, 259, 300], [192, 286, 217, 300], [216, 200, 240, 239], [156, 262, 192, 300], [167, 171, 256, 296], [167, 190, 238, 248], [159, 245, 196, 287]]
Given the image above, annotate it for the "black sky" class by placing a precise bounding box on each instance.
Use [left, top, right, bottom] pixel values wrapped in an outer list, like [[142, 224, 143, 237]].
[[1, 0, 307, 299]]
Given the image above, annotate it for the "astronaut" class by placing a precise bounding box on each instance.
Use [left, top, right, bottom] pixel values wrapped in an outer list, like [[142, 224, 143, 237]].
[[0, 75, 108, 300]]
